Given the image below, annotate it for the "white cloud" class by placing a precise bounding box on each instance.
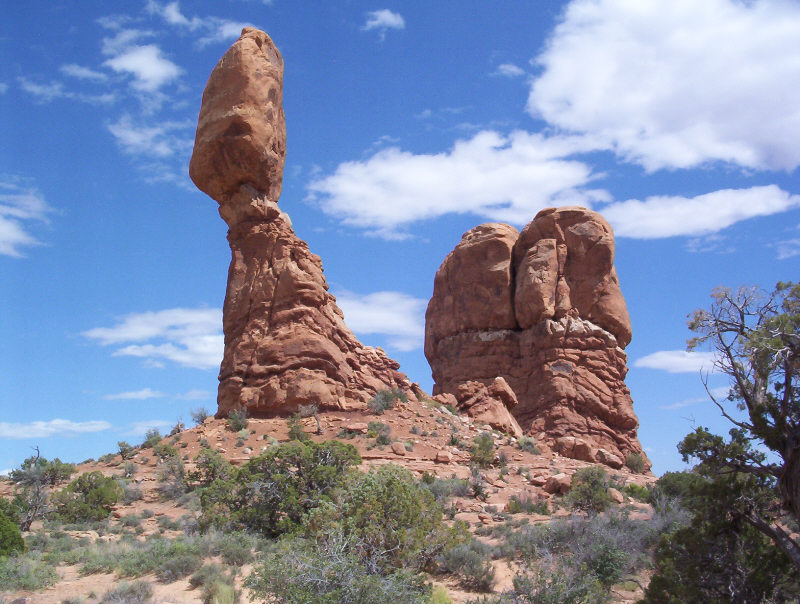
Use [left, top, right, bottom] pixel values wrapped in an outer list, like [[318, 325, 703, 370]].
[[17, 78, 66, 102], [634, 350, 717, 374], [659, 386, 731, 411], [104, 44, 181, 92], [104, 388, 166, 400], [177, 389, 213, 400], [83, 307, 223, 370], [0, 178, 53, 257], [146, 1, 250, 47], [0, 419, 111, 439], [362, 9, 405, 39], [107, 114, 193, 158], [125, 419, 172, 437], [528, 0, 800, 171], [336, 290, 426, 351], [774, 238, 800, 260], [494, 63, 525, 78], [602, 186, 800, 239], [60, 64, 108, 82], [307, 130, 608, 238], [0, 83, 8, 94]]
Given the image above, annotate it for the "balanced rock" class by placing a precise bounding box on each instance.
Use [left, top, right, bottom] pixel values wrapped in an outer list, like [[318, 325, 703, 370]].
[[425, 207, 648, 467], [190, 28, 411, 416]]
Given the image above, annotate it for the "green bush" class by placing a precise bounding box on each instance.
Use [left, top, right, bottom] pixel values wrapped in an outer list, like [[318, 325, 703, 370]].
[[157, 456, 186, 500], [368, 388, 407, 414], [52, 472, 122, 522], [422, 477, 472, 503], [246, 537, 430, 603], [199, 440, 360, 537], [0, 551, 59, 590], [191, 407, 211, 425], [470, 433, 495, 468], [287, 413, 310, 442], [622, 483, 650, 502], [436, 538, 494, 591], [99, 580, 154, 604], [225, 408, 248, 432], [565, 466, 611, 514], [189, 448, 234, 488], [517, 436, 540, 454], [624, 452, 646, 473], [0, 509, 25, 557], [506, 492, 549, 515], [305, 464, 468, 572], [117, 441, 135, 460], [0, 497, 21, 528]]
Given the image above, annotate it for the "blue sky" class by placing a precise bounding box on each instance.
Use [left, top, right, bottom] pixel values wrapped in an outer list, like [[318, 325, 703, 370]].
[[2, 0, 799, 476]]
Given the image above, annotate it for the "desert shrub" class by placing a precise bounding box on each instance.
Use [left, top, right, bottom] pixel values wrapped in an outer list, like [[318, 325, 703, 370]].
[[0, 551, 59, 590], [10, 454, 76, 530], [0, 509, 25, 557], [151, 441, 178, 461], [191, 407, 211, 425], [117, 441, 135, 460], [0, 497, 21, 528], [423, 476, 472, 503], [52, 472, 122, 523], [155, 540, 203, 582], [245, 537, 430, 603], [116, 478, 143, 504], [225, 408, 248, 432], [202, 580, 238, 604], [287, 413, 310, 442], [189, 562, 228, 588], [506, 492, 549, 515], [368, 388, 407, 415], [505, 562, 606, 604], [121, 460, 137, 478], [517, 436, 540, 454], [565, 466, 611, 514], [305, 464, 469, 572], [157, 456, 186, 500], [622, 482, 650, 502], [624, 452, 646, 473], [199, 440, 360, 537], [208, 530, 255, 565], [430, 586, 452, 604], [436, 538, 494, 591], [120, 514, 142, 528], [470, 433, 495, 468], [141, 428, 162, 449], [99, 580, 153, 604], [169, 420, 185, 436], [189, 448, 234, 489]]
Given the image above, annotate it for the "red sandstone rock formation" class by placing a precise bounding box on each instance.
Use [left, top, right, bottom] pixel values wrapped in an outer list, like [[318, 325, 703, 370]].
[[190, 28, 411, 416], [425, 207, 648, 467], [436, 378, 523, 438]]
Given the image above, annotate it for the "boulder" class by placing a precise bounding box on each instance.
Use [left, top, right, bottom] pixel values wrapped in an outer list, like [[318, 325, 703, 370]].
[[544, 472, 572, 495], [425, 207, 648, 468], [190, 29, 412, 417], [453, 378, 523, 438]]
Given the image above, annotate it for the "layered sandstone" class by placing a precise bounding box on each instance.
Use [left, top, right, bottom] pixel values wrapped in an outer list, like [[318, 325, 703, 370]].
[[190, 28, 411, 416], [425, 207, 647, 466]]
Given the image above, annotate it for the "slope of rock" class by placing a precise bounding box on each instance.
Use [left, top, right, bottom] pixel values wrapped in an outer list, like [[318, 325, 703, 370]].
[[189, 28, 411, 416], [425, 207, 647, 467]]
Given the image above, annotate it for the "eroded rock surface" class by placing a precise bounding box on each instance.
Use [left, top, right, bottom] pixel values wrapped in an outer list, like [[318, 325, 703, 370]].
[[425, 207, 647, 466], [190, 28, 411, 416]]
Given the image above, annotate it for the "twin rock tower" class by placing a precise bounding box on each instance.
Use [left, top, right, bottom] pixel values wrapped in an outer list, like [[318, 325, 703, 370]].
[[189, 28, 647, 469]]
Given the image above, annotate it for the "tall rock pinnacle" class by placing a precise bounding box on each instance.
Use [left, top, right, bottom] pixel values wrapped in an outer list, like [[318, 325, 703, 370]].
[[190, 28, 411, 416], [426, 207, 648, 468]]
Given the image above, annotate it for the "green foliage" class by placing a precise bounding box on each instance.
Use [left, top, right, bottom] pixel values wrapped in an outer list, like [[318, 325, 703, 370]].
[[189, 448, 234, 488], [191, 407, 211, 425], [683, 282, 800, 571], [117, 441, 135, 460], [287, 413, 310, 442], [225, 408, 248, 432], [504, 563, 607, 604], [52, 471, 122, 523], [0, 497, 21, 527], [624, 452, 646, 473], [643, 470, 800, 602], [436, 538, 494, 591], [151, 440, 178, 461], [10, 453, 76, 530], [565, 466, 611, 514], [99, 580, 154, 604], [368, 388, 408, 414], [470, 433, 495, 468], [622, 483, 650, 503], [0, 509, 25, 557], [199, 440, 360, 537], [429, 585, 452, 604], [517, 436, 540, 455], [141, 428, 162, 448], [245, 537, 430, 603], [422, 476, 472, 503], [156, 456, 186, 500], [506, 492, 549, 515], [0, 551, 59, 590]]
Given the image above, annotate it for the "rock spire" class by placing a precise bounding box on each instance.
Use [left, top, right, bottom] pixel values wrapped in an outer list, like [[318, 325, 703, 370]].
[[190, 28, 411, 416], [425, 207, 648, 467]]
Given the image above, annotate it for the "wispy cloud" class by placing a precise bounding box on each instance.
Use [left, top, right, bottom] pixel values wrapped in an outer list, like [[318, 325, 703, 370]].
[[17, 77, 115, 105], [494, 63, 525, 78], [107, 114, 193, 158], [0, 419, 111, 439], [602, 186, 800, 239], [83, 307, 223, 370], [104, 388, 166, 400], [660, 386, 731, 410], [0, 178, 53, 257], [177, 389, 213, 400], [307, 130, 606, 238], [146, 1, 251, 47], [528, 0, 800, 171], [634, 350, 717, 374], [124, 419, 172, 437], [335, 290, 426, 351], [774, 237, 800, 260], [362, 9, 405, 40], [60, 64, 108, 82]]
